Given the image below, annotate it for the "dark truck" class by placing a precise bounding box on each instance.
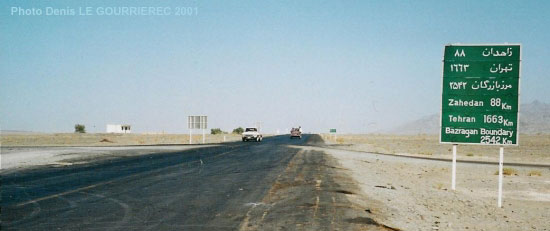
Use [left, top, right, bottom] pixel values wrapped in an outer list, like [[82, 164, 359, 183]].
[[290, 127, 302, 139]]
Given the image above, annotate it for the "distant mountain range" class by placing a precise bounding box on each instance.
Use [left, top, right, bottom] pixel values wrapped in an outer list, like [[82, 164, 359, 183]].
[[386, 101, 550, 134]]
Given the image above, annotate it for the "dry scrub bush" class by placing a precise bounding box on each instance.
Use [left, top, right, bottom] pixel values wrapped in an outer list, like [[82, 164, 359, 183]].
[[528, 170, 542, 176], [495, 168, 518, 176]]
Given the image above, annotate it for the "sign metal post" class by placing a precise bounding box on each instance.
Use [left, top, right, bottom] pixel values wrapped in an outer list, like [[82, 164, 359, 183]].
[[452, 144, 457, 190], [498, 146, 504, 207]]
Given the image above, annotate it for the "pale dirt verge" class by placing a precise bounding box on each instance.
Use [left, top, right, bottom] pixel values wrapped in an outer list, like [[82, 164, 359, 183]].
[[304, 141, 550, 230], [0, 145, 216, 172], [1, 133, 243, 147], [0, 133, 241, 172]]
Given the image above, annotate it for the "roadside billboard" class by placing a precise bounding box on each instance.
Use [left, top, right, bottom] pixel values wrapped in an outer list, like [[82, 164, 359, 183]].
[[188, 116, 207, 129]]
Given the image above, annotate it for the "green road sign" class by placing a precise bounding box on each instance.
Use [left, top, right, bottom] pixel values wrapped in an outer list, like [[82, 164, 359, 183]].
[[440, 44, 520, 145], [329, 129, 336, 133]]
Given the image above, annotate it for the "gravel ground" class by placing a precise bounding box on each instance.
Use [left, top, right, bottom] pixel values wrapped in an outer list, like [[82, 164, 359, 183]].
[[321, 134, 550, 165], [1, 133, 243, 147], [0, 145, 215, 172], [0, 133, 242, 171], [303, 144, 550, 231]]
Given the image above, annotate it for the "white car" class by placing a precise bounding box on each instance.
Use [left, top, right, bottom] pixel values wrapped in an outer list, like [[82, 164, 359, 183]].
[[242, 127, 263, 142]]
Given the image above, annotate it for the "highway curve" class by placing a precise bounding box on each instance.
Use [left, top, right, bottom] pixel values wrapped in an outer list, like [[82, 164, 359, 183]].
[[2, 135, 394, 230]]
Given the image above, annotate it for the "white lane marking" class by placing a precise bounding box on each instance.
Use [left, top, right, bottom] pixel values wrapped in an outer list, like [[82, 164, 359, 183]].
[[313, 196, 320, 218], [244, 202, 265, 207], [16, 180, 116, 207]]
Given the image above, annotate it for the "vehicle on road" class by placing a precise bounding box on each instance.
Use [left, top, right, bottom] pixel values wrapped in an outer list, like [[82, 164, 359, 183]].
[[242, 127, 263, 142], [290, 127, 302, 139]]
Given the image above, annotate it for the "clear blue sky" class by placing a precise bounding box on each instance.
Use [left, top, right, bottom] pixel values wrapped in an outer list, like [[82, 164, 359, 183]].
[[1, 0, 549, 133]]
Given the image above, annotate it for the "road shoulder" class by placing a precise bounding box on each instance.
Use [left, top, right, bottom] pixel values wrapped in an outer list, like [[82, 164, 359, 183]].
[[239, 148, 398, 231]]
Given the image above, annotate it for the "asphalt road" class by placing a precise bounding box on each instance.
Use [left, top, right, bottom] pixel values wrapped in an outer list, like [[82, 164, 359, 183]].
[[3, 135, 398, 231], [2, 135, 311, 230]]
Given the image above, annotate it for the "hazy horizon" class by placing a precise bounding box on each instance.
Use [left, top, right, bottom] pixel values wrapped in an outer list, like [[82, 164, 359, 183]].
[[2, 0, 550, 134]]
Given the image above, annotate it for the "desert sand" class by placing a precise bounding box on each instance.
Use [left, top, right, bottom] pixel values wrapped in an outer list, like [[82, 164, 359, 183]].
[[320, 134, 550, 165], [309, 135, 550, 230], [1, 133, 243, 147]]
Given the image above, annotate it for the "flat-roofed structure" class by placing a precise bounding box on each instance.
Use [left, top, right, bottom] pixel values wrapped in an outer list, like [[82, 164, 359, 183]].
[[106, 124, 131, 133]]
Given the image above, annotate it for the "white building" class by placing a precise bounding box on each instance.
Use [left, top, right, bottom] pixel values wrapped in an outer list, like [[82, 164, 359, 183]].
[[106, 124, 131, 134]]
